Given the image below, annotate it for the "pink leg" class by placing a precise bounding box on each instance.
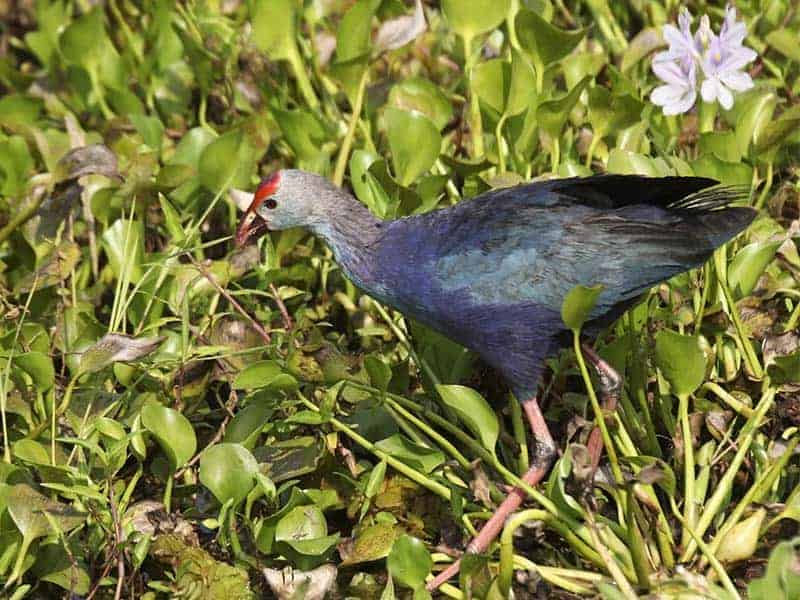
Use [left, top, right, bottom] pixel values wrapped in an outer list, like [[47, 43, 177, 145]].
[[580, 344, 621, 473], [426, 398, 555, 591]]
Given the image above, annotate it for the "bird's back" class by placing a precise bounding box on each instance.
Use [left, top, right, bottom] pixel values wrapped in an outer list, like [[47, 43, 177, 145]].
[[369, 175, 755, 398]]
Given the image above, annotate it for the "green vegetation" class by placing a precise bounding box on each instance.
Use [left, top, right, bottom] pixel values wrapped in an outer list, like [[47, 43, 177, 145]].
[[0, 0, 798, 598]]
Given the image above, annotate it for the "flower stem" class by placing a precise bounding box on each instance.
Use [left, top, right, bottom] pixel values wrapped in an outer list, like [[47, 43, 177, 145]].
[[333, 69, 368, 187]]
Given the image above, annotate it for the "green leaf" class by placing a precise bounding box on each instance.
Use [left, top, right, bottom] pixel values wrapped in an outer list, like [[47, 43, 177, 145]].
[[340, 521, 401, 566], [224, 403, 273, 450], [754, 105, 800, 155], [272, 107, 330, 164], [536, 76, 590, 139], [140, 405, 197, 471], [169, 127, 217, 168], [199, 443, 259, 506], [388, 77, 453, 130], [472, 48, 535, 119], [233, 360, 298, 392], [728, 241, 782, 299], [748, 537, 800, 600], [442, 0, 510, 42], [766, 28, 800, 62], [250, 0, 297, 61], [734, 90, 778, 157], [698, 131, 743, 163], [130, 114, 165, 155], [387, 534, 432, 589], [332, 0, 380, 102], [365, 460, 387, 499], [374, 434, 445, 473], [561, 284, 604, 331], [515, 8, 585, 69], [365, 355, 392, 394], [384, 107, 441, 187], [0, 135, 34, 196], [198, 129, 247, 193], [12, 352, 55, 391], [587, 87, 643, 140], [101, 218, 145, 284], [620, 27, 663, 72], [716, 508, 766, 563], [435, 384, 498, 453], [691, 154, 753, 186], [2, 483, 85, 541], [275, 504, 331, 554], [350, 150, 395, 219], [59, 9, 105, 69], [654, 330, 706, 397]]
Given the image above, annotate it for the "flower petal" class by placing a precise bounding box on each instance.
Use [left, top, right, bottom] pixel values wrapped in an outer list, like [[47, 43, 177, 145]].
[[653, 60, 691, 86], [717, 84, 734, 110], [701, 78, 719, 103], [651, 84, 684, 107], [670, 89, 697, 115], [720, 69, 753, 92], [720, 47, 757, 72]]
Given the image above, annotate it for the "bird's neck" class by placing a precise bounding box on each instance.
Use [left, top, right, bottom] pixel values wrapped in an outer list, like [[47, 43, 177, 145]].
[[308, 189, 383, 289]]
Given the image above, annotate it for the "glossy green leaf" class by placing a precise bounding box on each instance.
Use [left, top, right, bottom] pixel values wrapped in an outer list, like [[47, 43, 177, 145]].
[[12, 352, 55, 391], [374, 434, 445, 473], [587, 87, 643, 140], [224, 403, 273, 450], [101, 218, 145, 284], [233, 360, 298, 392], [728, 241, 781, 299], [472, 49, 535, 119], [561, 284, 604, 331], [536, 76, 590, 139], [140, 404, 197, 471], [384, 108, 441, 187], [735, 90, 778, 157], [441, 0, 510, 42], [2, 483, 85, 540], [199, 443, 259, 506], [350, 150, 394, 219], [387, 534, 432, 589], [388, 77, 453, 130], [691, 154, 753, 186], [654, 330, 706, 397], [516, 8, 585, 69], [435, 384, 498, 453]]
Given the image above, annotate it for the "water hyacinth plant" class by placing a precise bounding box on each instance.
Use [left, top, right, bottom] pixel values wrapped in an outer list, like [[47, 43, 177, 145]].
[[651, 5, 757, 114], [0, 1, 798, 599]]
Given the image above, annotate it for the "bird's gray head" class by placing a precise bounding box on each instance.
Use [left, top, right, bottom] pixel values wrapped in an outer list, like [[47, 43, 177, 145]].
[[235, 169, 335, 246]]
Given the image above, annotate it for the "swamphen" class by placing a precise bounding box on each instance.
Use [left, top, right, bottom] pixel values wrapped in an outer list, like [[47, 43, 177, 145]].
[[236, 170, 754, 589]]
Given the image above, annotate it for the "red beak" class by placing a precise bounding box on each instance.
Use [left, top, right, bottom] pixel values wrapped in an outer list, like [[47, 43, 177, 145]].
[[235, 210, 269, 247]]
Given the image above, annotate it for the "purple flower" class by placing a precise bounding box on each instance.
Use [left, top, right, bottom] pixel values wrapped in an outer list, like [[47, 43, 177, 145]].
[[699, 6, 757, 110], [650, 5, 756, 115]]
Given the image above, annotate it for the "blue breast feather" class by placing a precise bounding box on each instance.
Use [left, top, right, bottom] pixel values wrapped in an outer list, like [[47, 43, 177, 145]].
[[351, 176, 754, 399]]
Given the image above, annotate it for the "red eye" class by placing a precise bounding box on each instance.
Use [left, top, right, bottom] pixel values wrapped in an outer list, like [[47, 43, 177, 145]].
[[264, 198, 277, 209]]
